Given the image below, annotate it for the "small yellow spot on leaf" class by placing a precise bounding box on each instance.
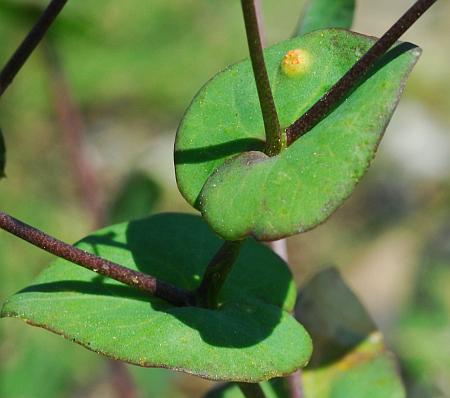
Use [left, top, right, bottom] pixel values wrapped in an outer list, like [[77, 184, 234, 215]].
[[281, 49, 311, 77]]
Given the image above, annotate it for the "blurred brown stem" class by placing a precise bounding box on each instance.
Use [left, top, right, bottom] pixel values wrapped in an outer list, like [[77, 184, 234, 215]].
[[43, 44, 105, 228], [44, 42, 135, 398], [268, 239, 304, 398]]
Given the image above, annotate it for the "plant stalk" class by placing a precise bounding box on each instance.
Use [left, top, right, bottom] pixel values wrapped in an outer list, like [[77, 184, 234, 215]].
[[196, 240, 244, 308], [0, 0, 69, 97], [238, 382, 267, 398], [44, 44, 106, 228], [286, 0, 438, 145], [0, 211, 195, 307], [241, 0, 282, 156], [268, 239, 304, 398]]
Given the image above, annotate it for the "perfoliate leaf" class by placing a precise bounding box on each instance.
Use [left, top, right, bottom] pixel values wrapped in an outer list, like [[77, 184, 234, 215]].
[[296, 0, 355, 36], [205, 268, 405, 398], [175, 29, 420, 241], [1, 213, 311, 382], [0, 128, 6, 178]]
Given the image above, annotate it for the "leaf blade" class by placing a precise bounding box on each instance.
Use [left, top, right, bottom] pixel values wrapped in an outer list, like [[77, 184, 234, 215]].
[[175, 30, 420, 241], [1, 213, 311, 382]]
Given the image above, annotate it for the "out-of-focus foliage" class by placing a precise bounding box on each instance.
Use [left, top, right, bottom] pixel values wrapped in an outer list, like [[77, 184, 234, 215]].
[[108, 171, 162, 223], [205, 268, 406, 398], [0, 128, 5, 177], [393, 222, 450, 397], [296, 0, 355, 35]]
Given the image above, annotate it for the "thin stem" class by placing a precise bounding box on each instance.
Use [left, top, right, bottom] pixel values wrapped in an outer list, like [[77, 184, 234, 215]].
[[268, 239, 304, 398], [196, 240, 244, 309], [253, 0, 266, 48], [108, 361, 138, 398], [238, 382, 267, 398], [0, 0, 68, 98], [286, 0, 438, 145], [0, 211, 195, 307], [241, 0, 282, 156]]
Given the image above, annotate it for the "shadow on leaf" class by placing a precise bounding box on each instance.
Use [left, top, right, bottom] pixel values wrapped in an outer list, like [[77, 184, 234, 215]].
[[174, 137, 264, 164], [18, 213, 294, 349]]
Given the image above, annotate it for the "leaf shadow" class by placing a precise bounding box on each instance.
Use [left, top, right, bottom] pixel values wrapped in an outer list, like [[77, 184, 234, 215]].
[[175, 41, 417, 169], [174, 137, 264, 164], [20, 214, 292, 349], [295, 266, 376, 368], [18, 279, 153, 303]]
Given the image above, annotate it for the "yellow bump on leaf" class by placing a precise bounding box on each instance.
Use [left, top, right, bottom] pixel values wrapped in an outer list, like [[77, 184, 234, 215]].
[[281, 49, 311, 77]]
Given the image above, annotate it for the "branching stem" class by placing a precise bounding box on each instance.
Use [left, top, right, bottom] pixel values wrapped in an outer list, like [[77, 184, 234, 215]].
[[196, 240, 244, 309], [241, 0, 282, 156], [0, 211, 195, 307], [0, 0, 68, 97], [286, 0, 438, 145]]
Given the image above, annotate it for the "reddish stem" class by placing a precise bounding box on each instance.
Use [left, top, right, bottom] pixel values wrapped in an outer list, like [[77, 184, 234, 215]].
[[0, 211, 195, 307], [44, 45, 105, 228]]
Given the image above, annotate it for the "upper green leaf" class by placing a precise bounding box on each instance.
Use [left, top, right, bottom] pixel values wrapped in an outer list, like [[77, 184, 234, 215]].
[[0, 128, 6, 178], [205, 267, 405, 398], [296, 0, 355, 36], [175, 29, 420, 241], [1, 213, 311, 382]]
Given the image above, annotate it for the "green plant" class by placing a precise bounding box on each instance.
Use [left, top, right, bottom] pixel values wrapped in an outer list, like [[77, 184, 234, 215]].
[[0, 0, 439, 397]]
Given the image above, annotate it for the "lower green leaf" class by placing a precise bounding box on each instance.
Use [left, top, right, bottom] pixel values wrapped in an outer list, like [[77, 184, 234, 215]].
[[1, 213, 311, 382]]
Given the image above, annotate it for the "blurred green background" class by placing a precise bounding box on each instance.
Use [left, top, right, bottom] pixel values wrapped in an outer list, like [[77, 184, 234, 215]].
[[0, 0, 449, 397]]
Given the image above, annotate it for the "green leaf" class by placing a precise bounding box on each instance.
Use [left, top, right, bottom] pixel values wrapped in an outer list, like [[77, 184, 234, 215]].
[[175, 29, 420, 241], [296, 0, 355, 36], [206, 268, 405, 398], [0, 128, 6, 178], [108, 171, 162, 224], [1, 213, 311, 382]]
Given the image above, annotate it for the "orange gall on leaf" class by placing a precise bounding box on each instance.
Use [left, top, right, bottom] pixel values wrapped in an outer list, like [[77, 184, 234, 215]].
[[281, 49, 311, 77]]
